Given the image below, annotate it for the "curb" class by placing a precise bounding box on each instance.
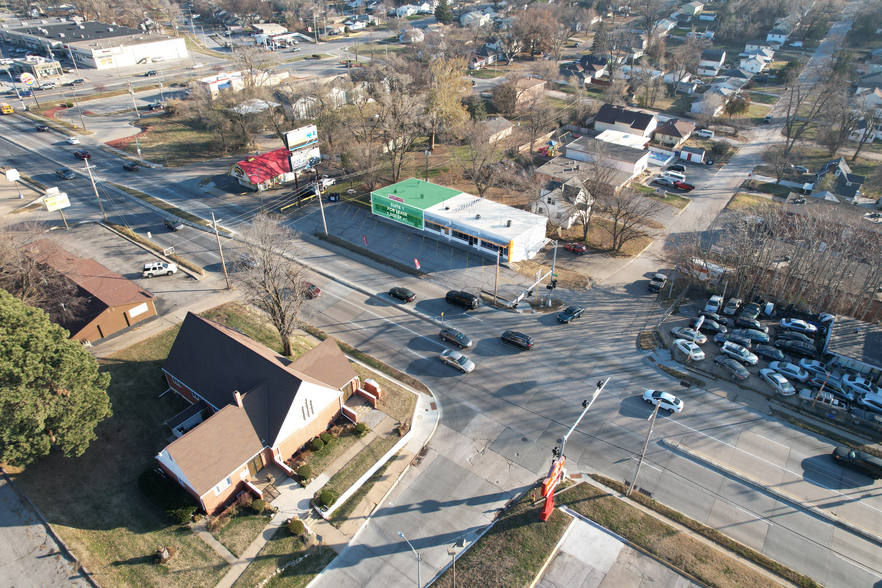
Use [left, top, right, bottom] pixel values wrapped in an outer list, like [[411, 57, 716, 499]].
[[98, 222, 204, 281], [663, 439, 882, 547]]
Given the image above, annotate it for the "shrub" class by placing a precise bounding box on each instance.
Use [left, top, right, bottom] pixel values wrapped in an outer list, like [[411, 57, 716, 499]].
[[236, 492, 254, 509], [355, 422, 368, 436], [288, 518, 306, 535], [138, 468, 198, 524], [320, 432, 332, 444], [312, 54, 321, 60], [65, 101, 73, 108], [312, 437, 324, 451], [251, 499, 266, 514], [297, 464, 313, 481], [320, 490, 338, 507]]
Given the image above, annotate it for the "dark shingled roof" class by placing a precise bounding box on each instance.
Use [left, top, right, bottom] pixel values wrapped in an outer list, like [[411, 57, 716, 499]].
[[654, 119, 695, 139], [594, 103, 655, 132]]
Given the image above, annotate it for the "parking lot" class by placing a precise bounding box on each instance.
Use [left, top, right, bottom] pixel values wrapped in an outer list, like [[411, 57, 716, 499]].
[[647, 156, 722, 194]]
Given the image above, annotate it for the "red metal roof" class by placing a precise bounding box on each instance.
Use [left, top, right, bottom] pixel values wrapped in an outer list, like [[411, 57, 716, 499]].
[[233, 148, 291, 184]]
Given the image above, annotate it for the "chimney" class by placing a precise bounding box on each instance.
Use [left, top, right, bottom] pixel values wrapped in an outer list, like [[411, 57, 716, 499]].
[[233, 391, 244, 408]]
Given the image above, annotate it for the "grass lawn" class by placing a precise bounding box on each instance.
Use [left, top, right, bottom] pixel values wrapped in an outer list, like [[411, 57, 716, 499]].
[[320, 434, 400, 501], [328, 457, 395, 528], [109, 182, 216, 230], [213, 511, 272, 557], [352, 364, 418, 423], [10, 325, 230, 588], [649, 191, 691, 209], [296, 426, 362, 476], [512, 257, 592, 290], [432, 484, 571, 588], [230, 530, 335, 588], [470, 68, 508, 79], [117, 115, 219, 167], [754, 181, 794, 198], [747, 91, 780, 105], [586, 217, 654, 256], [726, 192, 778, 210]]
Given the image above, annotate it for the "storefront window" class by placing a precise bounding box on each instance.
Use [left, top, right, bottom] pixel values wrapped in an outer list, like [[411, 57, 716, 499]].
[[425, 221, 444, 233], [451, 229, 470, 242]]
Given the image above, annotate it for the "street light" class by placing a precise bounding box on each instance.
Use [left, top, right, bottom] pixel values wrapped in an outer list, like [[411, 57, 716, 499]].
[[397, 531, 421, 588]]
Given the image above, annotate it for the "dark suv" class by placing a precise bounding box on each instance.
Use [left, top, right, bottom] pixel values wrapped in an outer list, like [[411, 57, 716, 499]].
[[445, 290, 479, 310], [501, 331, 533, 350]]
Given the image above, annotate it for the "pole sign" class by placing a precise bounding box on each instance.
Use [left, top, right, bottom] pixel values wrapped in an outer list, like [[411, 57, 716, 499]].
[[19, 72, 36, 86], [283, 124, 318, 151], [5, 168, 21, 182], [44, 192, 71, 212], [371, 192, 425, 230], [539, 456, 565, 522]]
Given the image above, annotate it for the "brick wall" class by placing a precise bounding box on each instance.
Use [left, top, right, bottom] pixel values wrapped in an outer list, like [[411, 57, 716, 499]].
[[275, 399, 341, 460]]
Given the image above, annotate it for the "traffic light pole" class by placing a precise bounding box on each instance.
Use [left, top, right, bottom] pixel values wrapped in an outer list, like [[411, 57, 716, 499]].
[[546, 240, 557, 306]]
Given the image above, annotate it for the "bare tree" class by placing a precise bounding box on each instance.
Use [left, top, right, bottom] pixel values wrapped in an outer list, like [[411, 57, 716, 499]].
[[232, 214, 313, 357], [632, 0, 668, 41], [669, 36, 708, 94], [761, 144, 799, 184], [451, 125, 512, 198], [817, 91, 861, 157], [851, 106, 882, 162], [780, 60, 847, 155], [595, 188, 667, 252]]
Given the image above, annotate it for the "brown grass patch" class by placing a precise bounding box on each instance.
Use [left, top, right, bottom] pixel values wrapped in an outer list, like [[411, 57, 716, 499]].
[[512, 258, 592, 290]]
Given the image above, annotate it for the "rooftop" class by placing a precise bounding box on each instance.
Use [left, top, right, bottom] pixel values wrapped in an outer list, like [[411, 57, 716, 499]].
[[595, 129, 651, 149], [371, 178, 462, 211], [535, 156, 634, 189], [10, 20, 141, 42], [567, 136, 650, 164], [425, 192, 547, 246], [827, 315, 882, 370]]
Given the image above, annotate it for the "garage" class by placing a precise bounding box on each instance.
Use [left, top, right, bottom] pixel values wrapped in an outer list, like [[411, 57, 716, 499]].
[[679, 146, 705, 163]]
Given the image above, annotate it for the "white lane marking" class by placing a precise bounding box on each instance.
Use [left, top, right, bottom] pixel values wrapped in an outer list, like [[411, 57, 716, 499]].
[[751, 432, 789, 449]]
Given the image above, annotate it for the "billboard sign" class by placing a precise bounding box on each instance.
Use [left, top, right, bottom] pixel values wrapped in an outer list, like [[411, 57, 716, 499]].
[[371, 193, 424, 230], [19, 72, 36, 85], [284, 124, 318, 151], [289, 146, 321, 172], [44, 192, 71, 212]]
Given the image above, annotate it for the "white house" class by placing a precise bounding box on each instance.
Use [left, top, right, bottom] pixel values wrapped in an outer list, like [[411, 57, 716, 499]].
[[654, 18, 677, 36], [461, 12, 491, 27], [681, 1, 704, 17], [346, 0, 365, 8], [664, 71, 692, 85], [745, 40, 773, 53], [533, 177, 595, 230], [399, 28, 424, 43], [766, 28, 788, 45], [395, 5, 417, 17], [739, 56, 768, 73], [699, 50, 726, 69], [849, 119, 882, 142], [616, 65, 664, 81], [690, 86, 734, 116], [344, 20, 367, 30], [565, 136, 650, 177], [858, 87, 882, 112]]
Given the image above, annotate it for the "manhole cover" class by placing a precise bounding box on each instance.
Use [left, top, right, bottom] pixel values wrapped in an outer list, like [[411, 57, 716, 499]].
[[521, 437, 529, 442]]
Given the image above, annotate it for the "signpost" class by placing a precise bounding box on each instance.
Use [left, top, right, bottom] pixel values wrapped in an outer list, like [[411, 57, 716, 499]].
[[5, 168, 22, 199], [370, 193, 425, 230], [43, 187, 71, 229]]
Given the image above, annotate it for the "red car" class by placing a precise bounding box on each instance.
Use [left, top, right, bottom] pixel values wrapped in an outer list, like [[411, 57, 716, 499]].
[[305, 283, 322, 299], [74, 150, 91, 160], [564, 243, 586, 255], [674, 181, 695, 191]]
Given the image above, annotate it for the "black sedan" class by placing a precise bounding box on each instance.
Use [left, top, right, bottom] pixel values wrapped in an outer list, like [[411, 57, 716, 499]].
[[715, 356, 750, 381], [389, 287, 416, 303], [501, 330, 533, 350], [557, 306, 584, 324], [734, 317, 768, 332], [754, 345, 785, 362], [693, 318, 727, 334], [775, 330, 813, 345], [123, 161, 139, 171], [714, 333, 752, 348], [55, 167, 76, 180], [697, 310, 726, 324], [775, 339, 816, 359], [832, 447, 882, 478], [440, 328, 472, 349], [731, 328, 770, 344], [35, 124, 49, 131]]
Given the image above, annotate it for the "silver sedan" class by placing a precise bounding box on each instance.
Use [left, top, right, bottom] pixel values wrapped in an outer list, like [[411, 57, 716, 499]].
[[439, 349, 475, 373]]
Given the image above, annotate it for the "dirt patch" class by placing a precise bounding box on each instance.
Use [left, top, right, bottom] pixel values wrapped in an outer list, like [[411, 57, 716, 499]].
[[638, 331, 659, 351], [511, 258, 592, 290], [106, 125, 154, 150]]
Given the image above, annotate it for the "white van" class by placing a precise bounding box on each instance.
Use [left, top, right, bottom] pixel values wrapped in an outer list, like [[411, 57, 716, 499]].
[[662, 170, 686, 182], [696, 129, 714, 139]]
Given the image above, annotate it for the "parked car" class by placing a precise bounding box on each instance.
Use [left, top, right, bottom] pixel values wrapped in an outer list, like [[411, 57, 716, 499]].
[[642, 389, 684, 413], [798, 359, 832, 379], [691, 317, 727, 334], [792, 165, 809, 173], [768, 361, 810, 382], [842, 375, 880, 397], [715, 356, 750, 380], [763, 115, 772, 124], [238, 252, 259, 269], [798, 389, 848, 411], [760, 368, 796, 396], [123, 161, 139, 172], [564, 242, 586, 255], [720, 342, 758, 365], [654, 176, 676, 187], [714, 332, 752, 348], [439, 349, 475, 373], [389, 286, 416, 302], [501, 330, 533, 350], [305, 283, 322, 299], [775, 330, 814, 345], [18, 88, 32, 97], [705, 295, 723, 313], [723, 298, 743, 316], [142, 261, 177, 277], [557, 306, 584, 324], [734, 316, 768, 332], [440, 327, 472, 349], [731, 328, 770, 344], [740, 302, 763, 319], [832, 447, 882, 478], [858, 392, 882, 414], [806, 376, 855, 402], [697, 310, 725, 324], [647, 273, 667, 292], [669, 163, 686, 173], [164, 218, 183, 231], [779, 318, 818, 335], [754, 344, 785, 362], [35, 123, 49, 131], [670, 326, 707, 344], [445, 290, 479, 310], [674, 339, 705, 361], [674, 181, 695, 191], [55, 167, 76, 180], [73, 150, 90, 159], [775, 339, 817, 359], [38, 81, 56, 90], [66, 137, 80, 145]]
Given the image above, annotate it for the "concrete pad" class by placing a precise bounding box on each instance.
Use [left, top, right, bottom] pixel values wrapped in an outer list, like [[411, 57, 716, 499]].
[[459, 412, 508, 449], [559, 518, 623, 573], [705, 496, 771, 551], [537, 552, 605, 588], [490, 426, 552, 473], [597, 562, 641, 588], [761, 521, 833, 582]]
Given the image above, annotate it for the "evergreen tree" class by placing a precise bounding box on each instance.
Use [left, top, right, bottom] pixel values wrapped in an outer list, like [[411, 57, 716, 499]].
[[435, 0, 453, 25], [0, 289, 112, 466]]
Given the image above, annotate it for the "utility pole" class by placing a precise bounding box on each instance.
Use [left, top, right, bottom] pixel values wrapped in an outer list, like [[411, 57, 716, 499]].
[[315, 186, 329, 236], [628, 399, 660, 497], [424, 150, 430, 181], [128, 82, 140, 119], [84, 161, 108, 221], [493, 248, 501, 306], [70, 86, 87, 131], [211, 212, 231, 290], [547, 240, 557, 307]]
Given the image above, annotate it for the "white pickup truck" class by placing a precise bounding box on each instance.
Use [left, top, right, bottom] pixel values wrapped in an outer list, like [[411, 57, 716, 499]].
[[143, 261, 178, 278]]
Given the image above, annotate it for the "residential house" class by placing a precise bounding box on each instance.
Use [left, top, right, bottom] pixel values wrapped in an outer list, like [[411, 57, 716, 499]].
[[515, 77, 546, 108], [532, 177, 594, 230], [849, 119, 882, 143], [654, 18, 677, 36], [698, 49, 726, 76], [676, 81, 700, 94], [476, 45, 502, 65], [617, 65, 663, 82], [461, 11, 491, 27], [344, 20, 367, 30], [594, 103, 658, 138], [690, 86, 734, 116], [858, 57, 882, 76], [394, 4, 417, 17], [399, 28, 424, 44], [346, 0, 365, 8], [719, 68, 753, 82], [534, 157, 634, 193], [565, 136, 651, 178], [681, 1, 704, 17], [815, 157, 865, 201], [665, 71, 692, 85], [481, 116, 514, 143], [739, 56, 768, 73], [653, 119, 696, 147], [686, 30, 714, 39], [579, 54, 613, 70], [415, 1, 436, 14], [157, 312, 362, 515], [766, 28, 788, 46], [744, 40, 773, 53], [22, 239, 157, 344], [858, 87, 882, 112], [856, 74, 882, 95], [468, 54, 487, 70]]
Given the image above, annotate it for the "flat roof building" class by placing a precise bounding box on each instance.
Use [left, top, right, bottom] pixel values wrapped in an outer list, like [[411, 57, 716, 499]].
[[370, 178, 549, 262]]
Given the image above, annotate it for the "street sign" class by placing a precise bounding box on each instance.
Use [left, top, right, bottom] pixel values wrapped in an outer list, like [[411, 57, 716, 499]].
[[19, 72, 35, 85], [5, 168, 21, 182], [44, 192, 71, 212]]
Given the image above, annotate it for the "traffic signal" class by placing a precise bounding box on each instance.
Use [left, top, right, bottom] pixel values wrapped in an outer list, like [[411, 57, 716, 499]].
[[551, 279, 558, 289], [546, 283, 553, 290]]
